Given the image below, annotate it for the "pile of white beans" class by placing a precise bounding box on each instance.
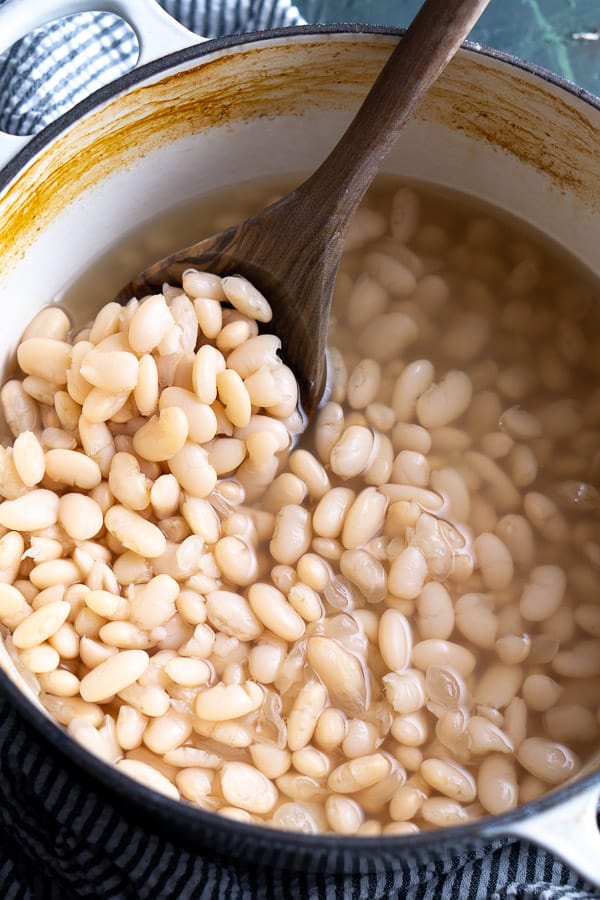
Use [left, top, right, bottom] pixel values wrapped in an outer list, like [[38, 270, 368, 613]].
[[0, 182, 599, 837]]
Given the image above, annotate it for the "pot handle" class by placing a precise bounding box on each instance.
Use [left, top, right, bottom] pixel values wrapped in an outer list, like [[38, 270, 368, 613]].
[[0, 0, 200, 169], [506, 781, 600, 887]]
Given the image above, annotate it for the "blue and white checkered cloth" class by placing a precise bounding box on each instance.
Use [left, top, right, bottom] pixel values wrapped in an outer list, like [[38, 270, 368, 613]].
[[0, 1, 599, 897], [0, 0, 303, 135]]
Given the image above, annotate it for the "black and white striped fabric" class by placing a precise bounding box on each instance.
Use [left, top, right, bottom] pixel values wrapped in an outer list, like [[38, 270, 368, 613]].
[[0, 695, 597, 898], [0, 0, 303, 135], [0, 2, 599, 897]]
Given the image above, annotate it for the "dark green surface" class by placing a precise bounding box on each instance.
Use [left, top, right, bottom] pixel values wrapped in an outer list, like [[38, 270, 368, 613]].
[[297, 0, 600, 96]]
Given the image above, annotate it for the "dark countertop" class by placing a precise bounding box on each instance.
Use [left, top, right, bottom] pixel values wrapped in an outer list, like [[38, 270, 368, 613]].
[[297, 0, 600, 97]]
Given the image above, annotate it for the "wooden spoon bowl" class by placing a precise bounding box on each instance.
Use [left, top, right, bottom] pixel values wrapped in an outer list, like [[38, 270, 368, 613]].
[[118, 0, 491, 415]]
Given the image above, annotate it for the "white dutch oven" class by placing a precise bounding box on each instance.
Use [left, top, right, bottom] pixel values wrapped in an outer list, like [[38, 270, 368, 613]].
[[0, 0, 599, 882]]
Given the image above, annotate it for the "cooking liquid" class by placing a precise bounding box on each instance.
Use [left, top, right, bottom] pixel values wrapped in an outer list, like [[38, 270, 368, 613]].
[[32, 177, 600, 830]]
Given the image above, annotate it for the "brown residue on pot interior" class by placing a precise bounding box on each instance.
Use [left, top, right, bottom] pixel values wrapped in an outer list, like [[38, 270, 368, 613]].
[[420, 54, 599, 203], [0, 35, 598, 274]]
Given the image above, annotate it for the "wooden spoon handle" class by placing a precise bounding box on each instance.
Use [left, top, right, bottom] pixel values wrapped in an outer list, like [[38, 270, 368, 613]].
[[299, 0, 491, 227]]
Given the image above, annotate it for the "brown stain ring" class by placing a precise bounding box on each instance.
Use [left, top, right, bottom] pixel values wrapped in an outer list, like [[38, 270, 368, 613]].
[[0, 35, 599, 273]]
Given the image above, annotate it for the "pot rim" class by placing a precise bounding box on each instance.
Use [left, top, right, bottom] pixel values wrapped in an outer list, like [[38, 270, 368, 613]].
[[1, 22, 599, 190], [1, 21, 599, 853]]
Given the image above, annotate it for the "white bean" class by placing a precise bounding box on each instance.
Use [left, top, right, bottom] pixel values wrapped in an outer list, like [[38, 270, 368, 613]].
[[392, 360, 434, 422], [117, 759, 179, 800], [420, 758, 476, 802], [269, 505, 312, 566], [474, 663, 523, 709], [80, 650, 149, 703], [222, 275, 272, 322], [388, 546, 427, 600], [287, 682, 328, 752], [167, 443, 217, 498], [11, 600, 70, 649], [328, 754, 391, 793], [128, 294, 173, 353], [416, 371, 473, 428], [45, 448, 101, 490], [12, 431, 45, 487], [347, 359, 381, 411], [17, 339, 71, 385], [58, 493, 104, 540], [341, 487, 387, 550], [220, 762, 277, 814], [161, 383, 216, 440], [194, 681, 263, 722], [80, 350, 139, 394], [0, 489, 59, 531], [383, 670, 426, 715], [8, 581, 36, 610], [329, 426, 374, 479], [520, 566, 566, 622], [477, 755, 518, 815], [543, 704, 598, 743], [474, 532, 514, 590], [248, 583, 305, 642], [420, 797, 468, 827], [455, 592, 497, 649], [104, 505, 166, 558], [522, 674, 562, 712], [412, 640, 476, 677], [205, 590, 263, 642], [378, 608, 411, 672], [552, 640, 600, 679], [517, 737, 580, 784], [415, 582, 454, 640], [306, 636, 367, 716]]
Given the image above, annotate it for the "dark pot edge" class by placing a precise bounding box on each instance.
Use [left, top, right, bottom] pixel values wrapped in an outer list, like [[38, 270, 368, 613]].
[[1, 20, 600, 868], [2, 659, 599, 865]]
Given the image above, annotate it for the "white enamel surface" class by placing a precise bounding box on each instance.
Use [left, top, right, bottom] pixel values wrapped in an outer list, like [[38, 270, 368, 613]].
[[0, 0, 200, 62], [0, 37, 598, 363], [0, 29, 599, 865], [0, 0, 200, 169], [1, 36, 597, 301], [0, 133, 28, 170], [508, 783, 600, 885]]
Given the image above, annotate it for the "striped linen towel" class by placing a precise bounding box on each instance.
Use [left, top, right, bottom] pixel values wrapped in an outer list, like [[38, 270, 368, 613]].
[[0, 0, 303, 135], [0, 1, 598, 897]]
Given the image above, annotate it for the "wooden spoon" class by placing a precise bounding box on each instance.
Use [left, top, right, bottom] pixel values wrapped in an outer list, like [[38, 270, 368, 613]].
[[119, 0, 491, 415]]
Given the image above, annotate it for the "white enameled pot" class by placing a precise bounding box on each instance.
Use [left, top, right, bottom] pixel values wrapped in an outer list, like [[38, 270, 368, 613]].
[[0, 0, 599, 882]]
